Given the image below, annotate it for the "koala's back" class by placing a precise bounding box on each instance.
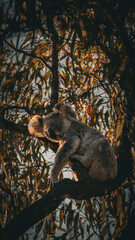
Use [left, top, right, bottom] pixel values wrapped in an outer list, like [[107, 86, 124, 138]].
[[67, 120, 108, 156], [70, 119, 104, 141], [68, 120, 117, 180]]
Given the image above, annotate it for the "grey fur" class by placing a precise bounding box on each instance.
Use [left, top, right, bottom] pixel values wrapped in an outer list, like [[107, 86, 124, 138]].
[[28, 103, 117, 186]]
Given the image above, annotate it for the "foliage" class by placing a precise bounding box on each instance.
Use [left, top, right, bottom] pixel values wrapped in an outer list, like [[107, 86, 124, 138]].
[[0, 0, 135, 239]]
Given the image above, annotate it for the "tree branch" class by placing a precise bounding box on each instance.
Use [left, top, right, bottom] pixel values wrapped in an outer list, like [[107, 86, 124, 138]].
[[4, 163, 132, 240], [1, 116, 133, 239], [0, 117, 58, 152], [0, 104, 33, 115], [0, 117, 29, 135], [3, 130, 133, 239], [4, 40, 52, 71], [4, 179, 89, 239], [103, 1, 135, 68], [46, 17, 59, 109]]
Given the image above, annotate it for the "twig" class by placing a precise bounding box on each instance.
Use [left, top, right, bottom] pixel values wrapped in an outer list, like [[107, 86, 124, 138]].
[[4, 39, 52, 71], [1, 104, 33, 115]]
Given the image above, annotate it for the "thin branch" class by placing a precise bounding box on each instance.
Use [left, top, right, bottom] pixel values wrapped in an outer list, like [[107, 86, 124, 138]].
[[103, 2, 135, 68], [96, 39, 112, 59], [0, 182, 17, 217], [4, 40, 52, 71], [71, 81, 113, 104], [0, 104, 33, 115]]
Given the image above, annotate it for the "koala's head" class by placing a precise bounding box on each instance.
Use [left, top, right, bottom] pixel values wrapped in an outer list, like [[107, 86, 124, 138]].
[[43, 103, 76, 142], [28, 103, 76, 142], [28, 115, 44, 138]]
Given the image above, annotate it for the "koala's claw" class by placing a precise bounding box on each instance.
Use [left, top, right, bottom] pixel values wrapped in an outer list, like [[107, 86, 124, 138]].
[[50, 178, 57, 190]]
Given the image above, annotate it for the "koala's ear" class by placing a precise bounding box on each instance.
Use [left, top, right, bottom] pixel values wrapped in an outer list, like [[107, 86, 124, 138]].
[[52, 102, 63, 113], [28, 115, 44, 138], [53, 103, 76, 119]]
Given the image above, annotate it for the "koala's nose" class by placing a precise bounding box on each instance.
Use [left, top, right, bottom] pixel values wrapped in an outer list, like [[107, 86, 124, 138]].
[[48, 128, 57, 139]]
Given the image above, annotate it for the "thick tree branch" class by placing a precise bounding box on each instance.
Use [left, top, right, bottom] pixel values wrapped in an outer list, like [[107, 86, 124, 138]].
[[1, 116, 133, 239], [0, 117, 29, 135], [46, 17, 59, 109], [3, 130, 133, 239], [0, 117, 58, 152], [4, 161, 133, 240]]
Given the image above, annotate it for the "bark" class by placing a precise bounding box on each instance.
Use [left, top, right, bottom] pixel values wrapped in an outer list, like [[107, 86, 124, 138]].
[[0, 117, 29, 135], [46, 16, 59, 109]]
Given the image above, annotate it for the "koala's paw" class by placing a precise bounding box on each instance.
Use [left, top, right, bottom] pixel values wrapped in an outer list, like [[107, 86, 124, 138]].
[[71, 154, 83, 162]]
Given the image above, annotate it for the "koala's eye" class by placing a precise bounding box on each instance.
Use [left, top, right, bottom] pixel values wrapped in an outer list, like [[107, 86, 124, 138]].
[[48, 128, 57, 139]]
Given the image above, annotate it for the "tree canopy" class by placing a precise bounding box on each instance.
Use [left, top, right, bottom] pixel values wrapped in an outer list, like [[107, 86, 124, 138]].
[[0, 0, 135, 239]]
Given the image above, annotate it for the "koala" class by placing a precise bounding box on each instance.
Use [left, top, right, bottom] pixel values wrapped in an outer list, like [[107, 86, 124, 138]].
[[28, 103, 117, 186]]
